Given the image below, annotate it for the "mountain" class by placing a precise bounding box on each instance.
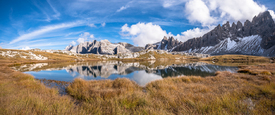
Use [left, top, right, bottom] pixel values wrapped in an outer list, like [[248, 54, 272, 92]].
[[65, 40, 144, 54], [145, 36, 181, 51], [146, 11, 275, 56], [117, 42, 144, 52], [65, 40, 131, 54], [171, 11, 275, 56], [0, 46, 2, 49]]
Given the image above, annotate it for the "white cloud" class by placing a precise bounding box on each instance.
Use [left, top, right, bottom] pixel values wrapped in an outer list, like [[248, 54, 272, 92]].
[[21, 46, 32, 50], [70, 41, 76, 45], [269, 10, 275, 21], [76, 32, 95, 44], [117, 6, 129, 12], [121, 22, 214, 46], [173, 27, 212, 42], [101, 22, 106, 27], [83, 32, 90, 37], [90, 34, 94, 39], [184, 0, 266, 27], [88, 23, 96, 28], [10, 21, 85, 44], [77, 38, 85, 44], [185, 0, 215, 27], [209, 0, 266, 21], [162, 0, 187, 8], [46, 0, 60, 19], [121, 22, 168, 46]]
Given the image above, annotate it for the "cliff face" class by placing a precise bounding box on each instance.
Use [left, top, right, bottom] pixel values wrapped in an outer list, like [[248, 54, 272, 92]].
[[145, 36, 181, 50], [170, 11, 275, 56], [64, 40, 132, 55], [65, 40, 144, 54]]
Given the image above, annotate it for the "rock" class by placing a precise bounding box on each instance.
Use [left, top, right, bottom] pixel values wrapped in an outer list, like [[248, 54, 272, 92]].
[[145, 43, 159, 50], [242, 98, 255, 110], [0, 46, 2, 49], [145, 36, 181, 51], [118, 42, 145, 52], [160, 36, 168, 49], [114, 45, 131, 54], [65, 40, 131, 55], [171, 11, 275, 56]]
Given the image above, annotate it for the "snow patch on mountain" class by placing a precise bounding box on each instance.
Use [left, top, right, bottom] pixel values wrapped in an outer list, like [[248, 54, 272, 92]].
[[183, 35, 270, 56], [226, 38, 236, 50]]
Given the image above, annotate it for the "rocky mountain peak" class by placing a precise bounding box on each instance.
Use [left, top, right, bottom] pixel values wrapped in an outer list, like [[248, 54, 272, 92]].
[[163, 36, 168, 40], [145, 36, 181, 50], [222, 21, 230, 29], [65, 45, 73, 51], [252, 11, 274, 25], [236, 21, 243, 28], [172, 10, 275, 56], [231, 22, 236, 28], [64, 39, 144, 54]]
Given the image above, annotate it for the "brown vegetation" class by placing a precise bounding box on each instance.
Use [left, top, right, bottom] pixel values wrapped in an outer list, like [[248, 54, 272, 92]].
[[0, 57, 275, 114], [66, 70, 275, 114], [0, 49, 100, 66], [201, 54, 270, 62], [0, 66, 87, 114], [238, 63, 275, 75], [200, 54, 271, 66]]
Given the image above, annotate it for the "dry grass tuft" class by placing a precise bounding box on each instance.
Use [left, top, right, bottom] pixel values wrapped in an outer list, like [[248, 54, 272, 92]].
[[67, 78, 140, 100]]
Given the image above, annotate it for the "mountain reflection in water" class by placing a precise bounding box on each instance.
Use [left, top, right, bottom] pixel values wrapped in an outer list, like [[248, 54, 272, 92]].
[[13, 61, 238, 86]]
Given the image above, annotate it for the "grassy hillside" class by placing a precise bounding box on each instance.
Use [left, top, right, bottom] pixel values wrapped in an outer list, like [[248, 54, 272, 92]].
[[0, 49, 100, 66]]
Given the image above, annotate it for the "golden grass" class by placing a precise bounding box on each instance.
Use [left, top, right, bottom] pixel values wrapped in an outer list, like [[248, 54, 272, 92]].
[[137, 51, 187, 60], [1, 58, 275, 114], [0, 66, 88, 114], [65, 64, 275, 114], [0, 49, 101, 66], [201, 54, 270, 62]]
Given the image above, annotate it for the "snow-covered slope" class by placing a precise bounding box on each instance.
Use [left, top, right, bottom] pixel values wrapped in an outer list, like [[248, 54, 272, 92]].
[[171, 11, 275, 56], [183, 35, 275, 56]]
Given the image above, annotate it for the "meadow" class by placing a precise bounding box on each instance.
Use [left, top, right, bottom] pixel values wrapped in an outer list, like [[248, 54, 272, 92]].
[[0, 60, 274, 114]]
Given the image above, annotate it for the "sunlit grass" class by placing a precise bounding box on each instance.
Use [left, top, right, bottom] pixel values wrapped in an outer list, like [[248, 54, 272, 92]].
[[0, 59, 275, 114]]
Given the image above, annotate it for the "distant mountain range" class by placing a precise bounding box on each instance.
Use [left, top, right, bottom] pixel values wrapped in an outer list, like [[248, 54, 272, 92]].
[[65, 11, 275, 57], [65, 40, 144, 55], [146, 11, 275, 56]]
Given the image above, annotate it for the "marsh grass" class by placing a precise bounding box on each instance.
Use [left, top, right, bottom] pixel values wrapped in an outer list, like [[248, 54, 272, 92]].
[[1, 62, 275, 114], [0, 66, 88, 114], [66, 66, 275, 114]]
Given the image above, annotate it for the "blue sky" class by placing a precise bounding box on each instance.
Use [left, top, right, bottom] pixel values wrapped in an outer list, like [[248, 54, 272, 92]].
[[0, 0, 275, 50]]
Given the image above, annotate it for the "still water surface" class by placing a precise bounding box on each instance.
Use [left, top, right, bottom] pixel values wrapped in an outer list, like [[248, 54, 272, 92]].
[[13, 61, 238, 86]]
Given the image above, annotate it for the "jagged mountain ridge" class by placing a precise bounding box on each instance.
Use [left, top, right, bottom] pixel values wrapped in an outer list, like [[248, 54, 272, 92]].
[[145, 36, 181, 50], [171, 11, 275, 56], [65, 40, 144, 54]]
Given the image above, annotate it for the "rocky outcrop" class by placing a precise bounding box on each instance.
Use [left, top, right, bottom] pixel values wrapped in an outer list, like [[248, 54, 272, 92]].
[[145, 42, 160, 50], [0, 46, 2, 49], [118, 42, 144, 52], [145, 36, 181, 50], [171, 11, 275, 56], [65, 40, 131, 55]]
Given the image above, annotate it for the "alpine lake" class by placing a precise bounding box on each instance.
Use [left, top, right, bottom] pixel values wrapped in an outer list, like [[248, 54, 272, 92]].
[[11, 60, 251, 95]]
